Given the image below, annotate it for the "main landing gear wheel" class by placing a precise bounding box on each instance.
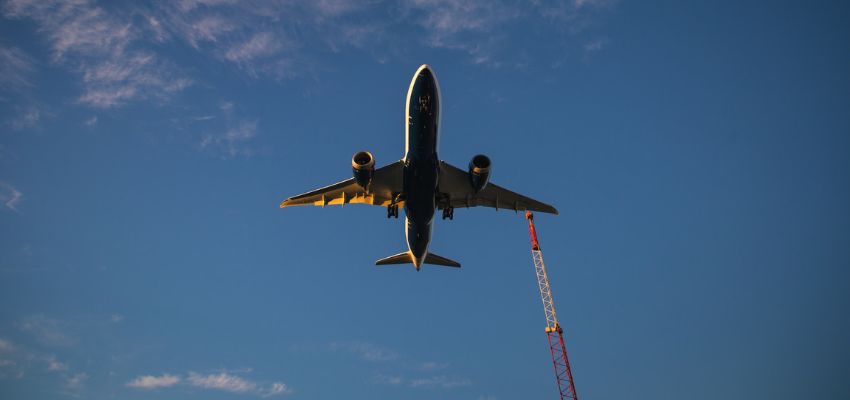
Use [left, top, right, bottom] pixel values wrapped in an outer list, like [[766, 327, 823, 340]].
[[387, 204, 399, 219], [442, 207, 454, 220]]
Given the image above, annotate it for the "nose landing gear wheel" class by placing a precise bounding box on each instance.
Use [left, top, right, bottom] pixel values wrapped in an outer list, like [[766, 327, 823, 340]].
[[387, 204, 399, 219], [441, 207, 454, 220]]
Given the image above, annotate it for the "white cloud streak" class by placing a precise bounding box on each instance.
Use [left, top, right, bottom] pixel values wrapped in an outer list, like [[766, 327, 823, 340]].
[[188, 371, 257, 393], [126, 371, 291, 396], [187, 372, 291, 396], [419, 361, 449, 370], [127, 374, 181, 389], [374, 373, 472, 389], [328, 340, 398, 362], [263, 382, 292, 397], [0, 182, 23, 212], [409, 375, 472, 388]]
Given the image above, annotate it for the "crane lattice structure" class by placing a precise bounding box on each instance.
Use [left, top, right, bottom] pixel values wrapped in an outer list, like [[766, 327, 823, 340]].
[[525, 211, 578, 400]]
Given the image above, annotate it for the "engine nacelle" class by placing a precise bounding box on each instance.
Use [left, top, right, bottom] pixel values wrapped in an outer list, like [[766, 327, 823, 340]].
[[468, 154, 491, 192], [352, 151, 375, 189]]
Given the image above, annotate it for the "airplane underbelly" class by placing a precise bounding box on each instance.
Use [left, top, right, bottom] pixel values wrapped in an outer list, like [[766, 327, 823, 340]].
[[403, 161, 437, 224]]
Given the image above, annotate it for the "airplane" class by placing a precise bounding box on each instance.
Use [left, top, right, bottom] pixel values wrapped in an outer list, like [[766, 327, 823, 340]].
[[280, 64, 558, 270]]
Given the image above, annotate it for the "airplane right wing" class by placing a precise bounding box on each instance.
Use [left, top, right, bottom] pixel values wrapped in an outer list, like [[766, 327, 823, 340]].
[[437, 161, 559, 214], [280, 160, 404, 208]]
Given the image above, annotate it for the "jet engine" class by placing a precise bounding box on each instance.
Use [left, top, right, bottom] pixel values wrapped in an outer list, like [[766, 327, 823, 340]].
[[352, 151, 375, 189], [468, 154, 491, 192]]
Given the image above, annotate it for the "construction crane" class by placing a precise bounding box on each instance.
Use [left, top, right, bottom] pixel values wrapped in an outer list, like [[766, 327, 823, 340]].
[[525, 211, 579, 400]]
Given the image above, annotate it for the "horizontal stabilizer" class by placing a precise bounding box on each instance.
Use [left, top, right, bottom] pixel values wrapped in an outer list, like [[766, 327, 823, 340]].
[[375, 252, 412, 265], [424, 252, 461, 268], [374, 251, 461, 268]]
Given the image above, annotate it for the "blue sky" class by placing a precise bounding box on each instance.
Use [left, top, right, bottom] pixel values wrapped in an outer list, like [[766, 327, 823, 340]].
[[1, 0, 849, 399]]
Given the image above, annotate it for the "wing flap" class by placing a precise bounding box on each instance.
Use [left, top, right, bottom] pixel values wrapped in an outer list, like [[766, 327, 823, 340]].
[[437, 161, 558, 214], [280, 160, 405, 208]]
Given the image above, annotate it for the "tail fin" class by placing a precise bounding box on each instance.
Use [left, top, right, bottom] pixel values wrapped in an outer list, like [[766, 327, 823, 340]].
[[375, 252, 412, 265], [374, 251, 461, 268]]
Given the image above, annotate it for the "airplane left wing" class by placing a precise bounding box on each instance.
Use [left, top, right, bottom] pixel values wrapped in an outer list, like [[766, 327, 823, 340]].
[[437, 161, 558, 214], [280, 160, 404, 208]]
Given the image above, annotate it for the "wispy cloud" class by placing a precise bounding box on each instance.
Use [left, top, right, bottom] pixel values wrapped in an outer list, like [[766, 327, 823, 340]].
[[0, 44, 35, 92], [328, 340, 398, 362], [77, 52, 191, 108], [0, 331, 95, 387], [188, 371, 257, 393], [409, 375, 472, 388], [224, 32, 283, 73], [0, 182, 23, 212], [198, 101, 259, 158], [0, 338, 13, 352], [3, 0, 192, 108], [419, 361, 449, 370], [65, 372, 88, 389], [0, 338, 22, 379], [408, 0, 519, 65], [401, 0, 609, 66], [583, 37, 608, 52], [46, 356, 68, 371], [3, 0, 613, 114], [143, 2, 301, 80], [146, 0, 610, 74], [263, 382, 292, 397], [127, 374, 181, 389], [9, 105, 41, 130], [187, 372, 291, 396], [126, 370, 291, 396], [374, 373, 472, 389], [373, 373, 404, 385], [325, 340, 469, 391], [17, 314, 75, 346]]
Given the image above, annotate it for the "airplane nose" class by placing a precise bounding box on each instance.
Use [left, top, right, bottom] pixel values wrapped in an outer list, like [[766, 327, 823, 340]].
[[417, 65, 434, 81]]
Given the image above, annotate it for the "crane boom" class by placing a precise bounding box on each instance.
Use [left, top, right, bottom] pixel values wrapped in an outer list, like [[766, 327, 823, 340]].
[[526, 211, 578, 400]]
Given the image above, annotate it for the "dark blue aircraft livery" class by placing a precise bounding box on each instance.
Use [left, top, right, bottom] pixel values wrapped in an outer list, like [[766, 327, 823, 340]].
[[280, 65, 558, 270]]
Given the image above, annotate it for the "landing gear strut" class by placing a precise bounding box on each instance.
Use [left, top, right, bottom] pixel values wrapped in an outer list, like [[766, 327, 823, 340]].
[[441, 207, 454, 220], [387, 204, 399, 219]]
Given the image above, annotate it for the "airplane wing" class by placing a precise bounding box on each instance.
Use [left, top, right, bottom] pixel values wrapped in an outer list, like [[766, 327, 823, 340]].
[[437, 161, 558, 214], [280, 160, 405, 208]]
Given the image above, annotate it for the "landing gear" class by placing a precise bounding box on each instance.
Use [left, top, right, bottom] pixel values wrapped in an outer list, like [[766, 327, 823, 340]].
[[442, 207, 454, 220], [387, 204, 399, 219]]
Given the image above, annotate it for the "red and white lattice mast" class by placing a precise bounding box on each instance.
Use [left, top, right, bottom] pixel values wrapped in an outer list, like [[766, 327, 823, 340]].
[[525, 211, 578, 400]]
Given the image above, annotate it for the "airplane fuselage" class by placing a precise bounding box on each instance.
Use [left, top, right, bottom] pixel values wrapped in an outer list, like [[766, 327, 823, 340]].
[[403, 65, 441, 268]]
